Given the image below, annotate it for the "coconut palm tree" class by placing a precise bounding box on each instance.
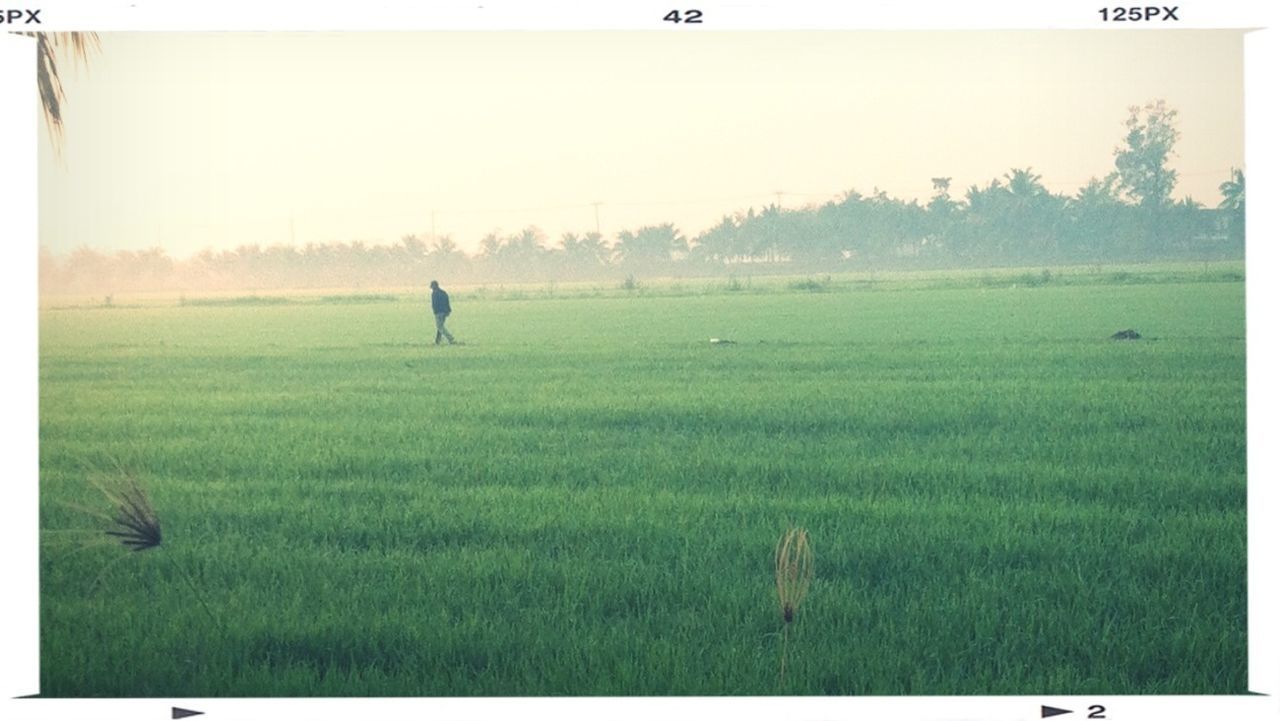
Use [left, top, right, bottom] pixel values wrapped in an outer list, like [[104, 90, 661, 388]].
[[477, 232, 502, 258], [579, 231, 610, 267], [1004, 167, 1046, 200], [558, 231, 609, 270], [504, 226, 547, 262], [1218, 168, 1245, 213], [612, 223, 686, 268], [1218, 168, 1245, 245]]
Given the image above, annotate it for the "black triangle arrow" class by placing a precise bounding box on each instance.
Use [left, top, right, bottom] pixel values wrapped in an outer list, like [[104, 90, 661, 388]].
[[1041, 706, 1072, 718], [172, 708, 204, 719]]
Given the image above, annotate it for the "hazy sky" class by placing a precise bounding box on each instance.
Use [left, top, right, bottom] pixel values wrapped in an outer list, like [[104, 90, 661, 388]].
[[37, 30, 1244, 257]]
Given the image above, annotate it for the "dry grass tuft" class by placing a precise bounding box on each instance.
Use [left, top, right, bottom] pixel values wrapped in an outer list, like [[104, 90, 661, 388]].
[[775, 526, 814, 624], [774, 525, 815, 689]]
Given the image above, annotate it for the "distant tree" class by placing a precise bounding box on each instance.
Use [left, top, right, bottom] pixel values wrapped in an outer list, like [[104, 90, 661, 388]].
[[477, 232, 502, 258], [1065, 176, 1132, 261], [1110, 100, 1180, 210], [430, 234, 460, 256], [775, 209, 839, 266], [732, 208, 762, 261], [1165, 196, 1212, 253], [928, 179, 954, 221], [854, 188, 926, 261], [63, 246, 111, 293], [1004, 168, 1045, 200], [1218, 168, 1245, 247], [426, 234, 467, 278], [388, 234, 428, 284], [948, 181, 1002, 261], [579, 231, 611, 267], [925, 177, 960, 255], [613, 223, 686, 268], [1003, 167, 1066, 259], [505, 226, 547, 260], [1218, 167, 1245, 212], [751, 205, 788, 262], [818, 190, 873, 261], [559, 232, 584, 256], [558, 231, 610, 271], [690, 215, 741, 264], [475, 226, 548, 280], [398, 234, 428, 257]]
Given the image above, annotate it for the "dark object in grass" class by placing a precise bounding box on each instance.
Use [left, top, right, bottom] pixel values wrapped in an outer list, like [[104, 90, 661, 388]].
[[1111, 329, 1142, 340]]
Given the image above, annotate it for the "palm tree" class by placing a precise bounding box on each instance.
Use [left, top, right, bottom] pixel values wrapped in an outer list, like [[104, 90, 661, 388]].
[[430, 235, 460, 256], [1218, 168, 1245, 246], [558, 231, 609, 270], [1003, 167, 1046, 199], [1002, 167, 1065, 259], [398, 234, 427, 257], [504, 226, 547, 261], [579, 231, 610, 267], [1218, 168, 1245, 213], [613, 223, 686, 267], [21, 32, 100, 149], [691, 215, 740, 264], [1066, 176, 1126, 261], [559, 232, 584, 257], [477, 232, 502, 258]]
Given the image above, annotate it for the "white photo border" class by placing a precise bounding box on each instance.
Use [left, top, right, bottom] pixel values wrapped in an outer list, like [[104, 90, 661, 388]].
[[3, 2, 1276, 720]]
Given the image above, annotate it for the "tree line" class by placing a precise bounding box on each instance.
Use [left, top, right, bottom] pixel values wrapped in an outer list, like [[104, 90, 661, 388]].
[[41, 101, 1245, 294]]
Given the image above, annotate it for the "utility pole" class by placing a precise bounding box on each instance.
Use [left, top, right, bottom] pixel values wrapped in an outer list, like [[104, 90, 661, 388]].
[[431, 210, 437, 245], [591, 201, 603, 236], [774, 190, 784, 209]]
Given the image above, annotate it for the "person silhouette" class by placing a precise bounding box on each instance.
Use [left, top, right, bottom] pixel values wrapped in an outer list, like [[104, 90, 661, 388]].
[[429, 280, 456, 345]]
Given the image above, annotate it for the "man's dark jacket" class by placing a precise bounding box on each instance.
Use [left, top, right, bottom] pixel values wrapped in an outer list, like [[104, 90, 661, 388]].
[[431, 287, 451, 315]]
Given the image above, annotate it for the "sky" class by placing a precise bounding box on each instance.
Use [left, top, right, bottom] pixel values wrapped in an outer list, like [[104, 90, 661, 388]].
[[37, 30, 1245, 257]]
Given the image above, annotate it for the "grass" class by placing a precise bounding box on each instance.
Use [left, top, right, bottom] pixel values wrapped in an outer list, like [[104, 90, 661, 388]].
[[37, 263, 1247, 696], [178, 295, 294, 307]]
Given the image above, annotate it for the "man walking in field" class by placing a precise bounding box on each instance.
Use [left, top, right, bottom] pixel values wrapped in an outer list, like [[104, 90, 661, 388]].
[[430, 280, 457, 345]]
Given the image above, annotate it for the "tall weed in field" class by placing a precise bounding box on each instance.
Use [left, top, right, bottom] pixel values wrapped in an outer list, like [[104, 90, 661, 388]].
[[775, 526, 814, 688]]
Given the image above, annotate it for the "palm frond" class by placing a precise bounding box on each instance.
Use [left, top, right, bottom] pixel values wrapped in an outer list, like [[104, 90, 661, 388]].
[[15, 31, 100, 148]]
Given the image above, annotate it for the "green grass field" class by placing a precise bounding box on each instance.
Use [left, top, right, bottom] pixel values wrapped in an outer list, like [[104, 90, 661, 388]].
[[37, 265, 1247, 697]]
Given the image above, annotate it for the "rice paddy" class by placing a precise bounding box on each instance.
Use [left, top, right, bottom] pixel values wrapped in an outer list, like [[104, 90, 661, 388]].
[[37, 264, 1247, 697]]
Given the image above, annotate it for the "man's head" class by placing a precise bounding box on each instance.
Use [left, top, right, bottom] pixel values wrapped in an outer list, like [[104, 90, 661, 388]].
[[430, 280, 439, 289]]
